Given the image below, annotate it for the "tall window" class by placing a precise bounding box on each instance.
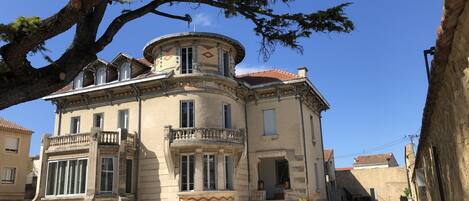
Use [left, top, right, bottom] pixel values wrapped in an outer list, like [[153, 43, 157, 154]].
[[100, 157, 114, 193], [310, 115, 316, 144], [94, 113, 104, 129], [275, 159, 289, 187], [96, 66, 107, 85], [225, 155, 234, 190], [314, 163, 320, 192], [46, 159, 87, 196], [70, 117, 80, 134], [73, 72, 84, 89], [180, 101, 194, 128], [180, 154, 195, 191], [223, 104, 232, 129], [181, 47, 193, 74], [119, 62, 131, 81], [1, 167, 16, 184], [204, 154, 217, 190], [118, 110, 129, 130], [126, 160, 133, 193], [222, 51, 230, 77], [4, 137, 19, 153], [263, 109, 277, 136]]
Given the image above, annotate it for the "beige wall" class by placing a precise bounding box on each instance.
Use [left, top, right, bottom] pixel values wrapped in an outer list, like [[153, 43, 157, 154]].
[[336, 167, 408, 201], [0, 129, 32, 200]]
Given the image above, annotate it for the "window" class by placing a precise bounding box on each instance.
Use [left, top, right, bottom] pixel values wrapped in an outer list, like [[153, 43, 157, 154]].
[[73, 72, 84, 89], [119, 62, 131, 81], [204, 154, 217, 190], [70, 117, 80, 134], [118, 110, 129, 130], [94, 113, 103, 129], [100, 157, 114, 193], [263, 109, 277, 135], [225, 155, 234, 190], [4, 137, 19, 153], [126, 160, 132, 193], [96, 66, 107, 85], [221, 51, 230, 77], [275, 159, 289, 186], [314, 163, 320, 192], [180, 154, 195, 191], [310, 115, 316, 144], [180, 101, 194, 128], [46, 159, 87, 196], [1, 167, 16, 184], [181, 47, 193, 74], [223, 104, 232, 129]]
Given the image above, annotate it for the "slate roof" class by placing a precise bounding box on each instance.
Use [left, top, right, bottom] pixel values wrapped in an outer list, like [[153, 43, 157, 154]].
[[0, 117, 32, 133], [236, 69, 300, 86]]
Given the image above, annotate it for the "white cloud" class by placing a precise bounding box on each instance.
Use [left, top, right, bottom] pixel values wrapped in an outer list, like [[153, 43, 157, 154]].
[[193, 13, 212, 27], [235, 63, 272, 75]]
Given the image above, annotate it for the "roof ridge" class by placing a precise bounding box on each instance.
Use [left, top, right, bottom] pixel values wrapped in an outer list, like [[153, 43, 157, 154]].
[[0, 117, 31, 132], [236, 68, 298, 77]]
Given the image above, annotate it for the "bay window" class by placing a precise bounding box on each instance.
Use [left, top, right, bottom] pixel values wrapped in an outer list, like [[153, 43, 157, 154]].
[[180, 154, 195, 191], [203, 154, 217, 190], [46, 159, 87, 196]]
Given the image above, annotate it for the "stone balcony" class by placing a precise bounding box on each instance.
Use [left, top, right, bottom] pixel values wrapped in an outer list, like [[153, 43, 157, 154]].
[[44, 128, 135, 153], [166, 126, 245, 149]]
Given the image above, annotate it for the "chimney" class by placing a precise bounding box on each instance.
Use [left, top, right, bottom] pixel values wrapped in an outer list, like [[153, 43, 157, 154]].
[[297, 67, 308, 78]]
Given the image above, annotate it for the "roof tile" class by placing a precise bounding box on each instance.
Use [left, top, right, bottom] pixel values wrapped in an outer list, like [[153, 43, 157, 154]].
[[354, 153, 394, 165], [0, 117, 32, 132], [236, 69, 300, 85]]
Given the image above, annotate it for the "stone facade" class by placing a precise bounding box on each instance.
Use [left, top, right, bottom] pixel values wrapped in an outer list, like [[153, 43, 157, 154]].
[[412, 0, 469, 200], [35, 32, 330, 201]]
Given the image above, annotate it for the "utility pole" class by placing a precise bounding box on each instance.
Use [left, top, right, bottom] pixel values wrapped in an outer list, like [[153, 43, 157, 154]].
[[407, 134, 419, 145]]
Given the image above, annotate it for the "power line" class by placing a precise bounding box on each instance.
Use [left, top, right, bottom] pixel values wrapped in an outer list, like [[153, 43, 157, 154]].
[[334, 136, 408, 159]]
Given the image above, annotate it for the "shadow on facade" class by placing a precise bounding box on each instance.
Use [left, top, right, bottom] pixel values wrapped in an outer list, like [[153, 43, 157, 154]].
[[138, 142, 163, 200]]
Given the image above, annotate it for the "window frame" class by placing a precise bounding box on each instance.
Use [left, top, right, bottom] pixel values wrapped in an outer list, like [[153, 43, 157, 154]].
[[70, 116, 80, 134], [180, 153, 195, 192], [93, 113, 104, 129], [1, 167, 16, 184], [275, 159, 290, 186], [203, 153, 217, 190], [125, 159, 133, 193], [263, 109, 277, 136], [222, 51, 230, 77], [73, 72, 84, 89], [44, 158, 88, 197], [224, 154, 235, 190], [4, 137, 19, 154], [100, 157, 115, 194], [181, 47, 193, 74], [180, 100, 195, 128], [95, 66, 107, 85], [117, 109, 129, 130], [119, 62, 132, 81], [222, 103, 232, 129]]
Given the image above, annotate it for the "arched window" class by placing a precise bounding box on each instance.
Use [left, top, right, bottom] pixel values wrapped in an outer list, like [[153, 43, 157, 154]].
[[96, 66, 107, 85], [73, 72, 84, 89], [119, 62, 131, 81]]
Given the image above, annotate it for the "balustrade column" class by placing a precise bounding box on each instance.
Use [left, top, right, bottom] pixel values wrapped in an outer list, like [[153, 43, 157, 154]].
[[194, 148, 204, 191], [85, 128, 100, 200], [217, 149, 226, 190]]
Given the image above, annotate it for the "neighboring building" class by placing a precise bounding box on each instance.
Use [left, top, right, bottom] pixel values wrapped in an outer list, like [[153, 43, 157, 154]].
[[0, 117, 33, 200], [404, 144, 417, 201], [35, 32, 330, 201], [352, 153, 399, 169], [323, 150, 338, 201], [25, 155, 40, 200], [411, 0, 469, 200]]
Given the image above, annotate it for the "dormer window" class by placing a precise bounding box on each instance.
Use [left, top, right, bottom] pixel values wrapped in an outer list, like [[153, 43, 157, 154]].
[[181, 47, 193, 74], [96, 66, 107, 85], [73, 72, 84, 89], [119, 62, 131, 81]]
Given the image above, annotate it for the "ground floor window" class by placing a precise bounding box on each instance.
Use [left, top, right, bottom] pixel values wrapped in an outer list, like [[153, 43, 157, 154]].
[[100, 157, 114, 193], [1, 167, 16, 184], [46, 159, 87, 196], [204, 154, 217, 190], [225, 155, 234, 190], [181, 154, 195, 191], [126, 159, 132, 193]]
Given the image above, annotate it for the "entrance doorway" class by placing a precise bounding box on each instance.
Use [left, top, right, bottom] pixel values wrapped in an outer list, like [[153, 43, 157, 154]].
[[258, 157, 290, 200]]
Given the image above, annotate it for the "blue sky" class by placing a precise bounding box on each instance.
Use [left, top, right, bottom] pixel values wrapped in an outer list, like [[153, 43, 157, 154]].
[[0, 0, 442, 167]]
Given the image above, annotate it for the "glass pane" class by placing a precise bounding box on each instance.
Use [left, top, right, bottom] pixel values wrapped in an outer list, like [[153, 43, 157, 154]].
[[181, 155, 187, 191], [101, 158, 113, 192], [182, 48, 187, 74], [188, 48, 193, 73], [203, 155, 208, 189], [46, 162, 57, 195], [188, 102, 194, 127], [209, 155, 216, 189], [181, 102, 187, 128], [225, 156, 234, 190], [189, 155, 194, 190], [68, 160, 77, 194], [57, 161, 67, 195], [223, 52, 229, 76], [126, 160, 132, 193], [78, 160, 87, 194]]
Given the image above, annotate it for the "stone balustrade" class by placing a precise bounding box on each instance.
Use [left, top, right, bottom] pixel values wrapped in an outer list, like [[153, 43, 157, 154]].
[[167, 127, 245, 146], [46, 129, 135, 150], [49, 133, 91, 147]]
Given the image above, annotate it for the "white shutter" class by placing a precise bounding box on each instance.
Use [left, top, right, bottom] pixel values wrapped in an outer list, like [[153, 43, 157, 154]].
[[263, 109, 276, 135], [5, 138, 19, 151]]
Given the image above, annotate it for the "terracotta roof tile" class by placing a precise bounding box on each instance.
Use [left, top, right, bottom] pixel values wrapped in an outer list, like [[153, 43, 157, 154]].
[[354, 153, 394, 165], [0, 117, 32, 132], [236, 69, 300, 85], [324, 149, 334, 162]]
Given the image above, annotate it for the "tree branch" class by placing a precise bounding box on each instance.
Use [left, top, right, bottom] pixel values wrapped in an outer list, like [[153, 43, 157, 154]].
[[151, 10, 192, 22]]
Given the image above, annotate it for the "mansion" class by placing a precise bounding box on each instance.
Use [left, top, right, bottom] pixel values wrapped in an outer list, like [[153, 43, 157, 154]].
[[35, 32, 329, 201]]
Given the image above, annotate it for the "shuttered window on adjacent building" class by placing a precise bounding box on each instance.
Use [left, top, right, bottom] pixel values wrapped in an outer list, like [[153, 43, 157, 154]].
[[4, 137, 19, 153]]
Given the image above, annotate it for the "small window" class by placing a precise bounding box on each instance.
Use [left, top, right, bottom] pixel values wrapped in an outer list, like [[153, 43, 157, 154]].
[[181, 47, 193, 74], [94, 113, 104, 129], [126, 159, 133, 193], [310, 115, 316, 144], [275, 159, 290, 187], [222, 51, 230, 77], [263, 109, 277, 136], [225, 155, 234, 190], [223, 104, 232, 129], [180, 101, 194, 128], [180, 154, 195, 191], [203, 154, 217, 190], [96, 66, 107, 85], [314, 163, 320, 192], [118, 110, 129, 130], [1, 167, 16, 184], [4, 137, 19, 153], [119, 62, 131, 81], [73, 72, 84, 89], [70, 117, 80, 134], [100, 157, 114, 193]]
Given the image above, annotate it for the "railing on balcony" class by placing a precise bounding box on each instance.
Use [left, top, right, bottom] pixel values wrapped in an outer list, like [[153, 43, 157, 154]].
[[99, 131, 119, 145], [49, 133, 91, 147], [168, 127, 245, 145], [47, 129, 135, 150]]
